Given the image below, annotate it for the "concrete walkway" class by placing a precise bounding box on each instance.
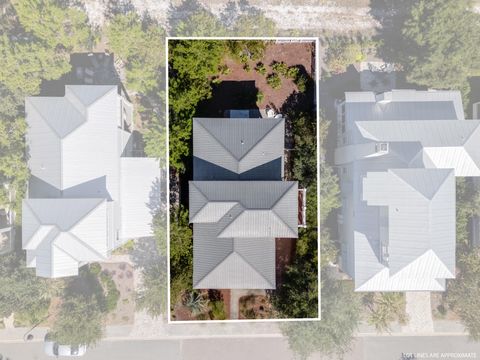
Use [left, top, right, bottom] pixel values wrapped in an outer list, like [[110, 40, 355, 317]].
[[402, 292, 434, 333]]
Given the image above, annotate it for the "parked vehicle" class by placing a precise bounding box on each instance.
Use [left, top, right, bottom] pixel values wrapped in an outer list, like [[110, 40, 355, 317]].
[[44, 334, 87, 357]]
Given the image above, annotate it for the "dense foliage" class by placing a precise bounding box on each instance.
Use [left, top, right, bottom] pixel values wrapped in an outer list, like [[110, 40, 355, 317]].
[[281, 278, 361, 359], [364, 292, 407, 333], [51, 266, 114, 346], [446, 179, 480, 339], [384, 0, 480, 96], [107, 13, 164, 95], [0, 252, 52, 319], [448, 249, 480, 340], [169, 207, 193, 306], [0, 1, 94, 214], [168, 40, 225, 172]]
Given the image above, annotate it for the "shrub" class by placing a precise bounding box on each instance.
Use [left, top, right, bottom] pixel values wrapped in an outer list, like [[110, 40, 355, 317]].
[[287, 66, 300, 79], [267, 73, 282, 89], [324, 37, 373, 74], [105, 279, 120, 313], [271, 61, 288, 76], [295, 75, 308, 93], [183, 291, 208, 316], [209, 301, 227, 320], [89, 263, 102, 275], [14, 298, 50, 327], [255, 62, 267, 75], [256, 91, 264, 104], [243, 63, 251, 72], [97, 270, 120, 313], [218, 64, 230, 75]]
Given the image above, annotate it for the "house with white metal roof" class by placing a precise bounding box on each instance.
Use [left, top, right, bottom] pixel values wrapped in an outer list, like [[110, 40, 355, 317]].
[[335, 89, 480, 291], [23, 85, 160, 278], [190, 117, 299, 289]]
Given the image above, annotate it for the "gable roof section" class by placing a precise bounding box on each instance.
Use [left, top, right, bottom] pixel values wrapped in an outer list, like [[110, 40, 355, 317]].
[[189, 181, 298, 238], [193, 118, 284, 176], [25, 85, 120, 192], [345, 89, 464, 121], [356, 120, 480, 176], [357, 168, 455, 290], [193, 220, 275, 289], [22, 198, 110, 278]]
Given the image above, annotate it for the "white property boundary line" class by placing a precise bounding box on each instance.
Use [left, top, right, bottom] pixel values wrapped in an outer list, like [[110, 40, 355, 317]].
[[166, 36, 321, 324]]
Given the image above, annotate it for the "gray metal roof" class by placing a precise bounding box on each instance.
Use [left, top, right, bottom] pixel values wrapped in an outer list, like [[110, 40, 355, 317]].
[[189, 181, 298, 238], [337, 90, 466, 291], [22, 198, 110, 278], [345, 90, 464, 121], [193, 217, 275, 289], [193, 117, 284, 179], [363, 169, 455, 278], [23, 85, 160, 278], [190, 116, 298, 290]]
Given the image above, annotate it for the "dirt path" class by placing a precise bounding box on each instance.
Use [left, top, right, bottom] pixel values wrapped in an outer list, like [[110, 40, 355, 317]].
[[83, 0, 380, 34]]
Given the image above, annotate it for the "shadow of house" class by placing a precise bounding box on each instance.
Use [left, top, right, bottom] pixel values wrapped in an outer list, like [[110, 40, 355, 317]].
[[40, 52, 130, 102], [193, 157, 283, 181], [196, 80, 259, 117], [28, 175, 112, 201]]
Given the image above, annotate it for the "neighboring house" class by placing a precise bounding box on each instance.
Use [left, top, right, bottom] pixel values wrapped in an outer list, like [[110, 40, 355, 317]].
[[189, 117, 299, 289], [335, 89, 480, 292], [22, 85, 160, 278]]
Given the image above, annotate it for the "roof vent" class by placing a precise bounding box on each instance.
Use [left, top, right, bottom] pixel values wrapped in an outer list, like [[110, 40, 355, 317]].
[[375, 92, 392, 104], [240, 139, 244, 145], [375, 142, 389, 154]]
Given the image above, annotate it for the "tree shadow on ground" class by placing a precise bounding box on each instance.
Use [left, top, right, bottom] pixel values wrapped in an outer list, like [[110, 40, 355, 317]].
[[280, 65, 315, 115], [39, 53, 127, 97], [65, 267, 105, 306], [129, 237, 163, 270], [196, 80, 259, 117], [104, 0, 135, 19], [167, 0, 205, 32], [369, 0, 416, 63]]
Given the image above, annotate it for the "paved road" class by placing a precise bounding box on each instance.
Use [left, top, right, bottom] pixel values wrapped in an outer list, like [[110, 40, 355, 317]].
[[0, 337, 295, 360], [345, 335, 480, 360], [1, 335, 479, 360]]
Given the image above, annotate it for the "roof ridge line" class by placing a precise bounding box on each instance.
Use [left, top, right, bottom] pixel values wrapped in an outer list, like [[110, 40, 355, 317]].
[[195, 119, 240, 162], [238, 118, 283, 162], [234, 246, 275, 288], [68, 198, 108, 232], [189, 182, 209, 220], [389, 168, 446, 202], [67, 85, 118, 109], [194, 244, 235, 287], [270, 210, 298, 238], [55, 230, 107, 261], [216, 207, 245, 238]]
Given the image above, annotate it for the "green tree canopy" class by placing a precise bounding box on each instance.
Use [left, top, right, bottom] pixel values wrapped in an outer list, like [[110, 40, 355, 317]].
[[12, 0, 94, 51], [173, 9, 228, 37], [281, 278, 361, 359], [51, 267, 108, 346], [51, 293, 104, 347], [398, 0, 480, 94], [0, 35, 70, 97], [447, 249, 480, 340], [107, 12, 164, 95], [0, 252, 51, 319], [169, 207, 194, 306], [168, 39, 225, 172]]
